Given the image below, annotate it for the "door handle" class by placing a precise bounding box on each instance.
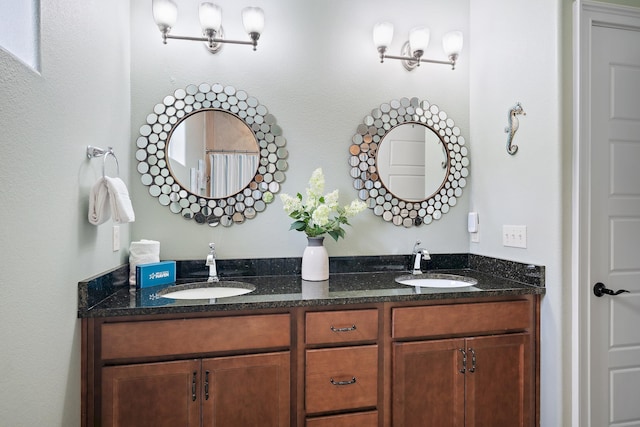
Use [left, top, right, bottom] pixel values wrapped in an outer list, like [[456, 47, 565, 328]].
[[593, 282, 630, 297]]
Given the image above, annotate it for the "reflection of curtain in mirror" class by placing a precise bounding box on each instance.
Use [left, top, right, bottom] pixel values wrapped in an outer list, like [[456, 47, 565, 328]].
[[209, 153, 258, 198], [211, 154, 226, 198]]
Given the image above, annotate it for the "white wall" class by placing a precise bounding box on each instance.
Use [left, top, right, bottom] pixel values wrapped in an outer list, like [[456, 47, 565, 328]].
[[469, 1, 563, 425], [0, 1, 130, 425], [130, 0, 471, 260]]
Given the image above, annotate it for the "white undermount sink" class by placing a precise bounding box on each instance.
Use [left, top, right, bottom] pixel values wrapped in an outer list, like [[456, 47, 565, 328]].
[[395, 274, 478, 289], [159, 281, 255, 300]]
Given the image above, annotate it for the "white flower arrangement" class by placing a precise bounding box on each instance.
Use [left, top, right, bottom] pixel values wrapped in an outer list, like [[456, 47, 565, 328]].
[[280, 168, 367, 241]]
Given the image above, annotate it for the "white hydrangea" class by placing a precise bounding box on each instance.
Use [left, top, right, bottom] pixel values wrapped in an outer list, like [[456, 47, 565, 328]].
[[307, 168, 325, 199], [344, 199, 367, 217], [279, 167, 368, 241], [279, 193, 302, 214], [311, 204, 331, 227], [324, 189, 339, 210]]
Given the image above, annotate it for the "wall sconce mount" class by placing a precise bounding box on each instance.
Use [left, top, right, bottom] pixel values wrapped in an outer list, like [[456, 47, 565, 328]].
[[373, 22, 463, 71], [152, 0, 264, 54]]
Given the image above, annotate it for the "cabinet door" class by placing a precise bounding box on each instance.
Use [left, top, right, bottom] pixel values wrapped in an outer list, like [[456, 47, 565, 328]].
[[465, 333, 532, 427], [102, 359, 201, 427], [202, 352, 290, 427], [392, 339, 465, 427]]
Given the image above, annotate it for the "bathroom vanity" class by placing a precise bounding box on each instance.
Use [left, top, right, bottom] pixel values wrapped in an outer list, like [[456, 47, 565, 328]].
[[79, 255, 543, 427]]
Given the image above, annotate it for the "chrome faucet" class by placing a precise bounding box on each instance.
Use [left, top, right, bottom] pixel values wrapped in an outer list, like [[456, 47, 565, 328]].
[[206, 243, 219, 282], [412, 240, 431, 275]]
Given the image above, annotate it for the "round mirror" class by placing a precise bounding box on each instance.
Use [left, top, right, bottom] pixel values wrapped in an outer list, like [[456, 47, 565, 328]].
[[376, 123, 449, 201], [167, 110, 259, 199], [349, 97, 468, 227], [137, 83, 288, 226]]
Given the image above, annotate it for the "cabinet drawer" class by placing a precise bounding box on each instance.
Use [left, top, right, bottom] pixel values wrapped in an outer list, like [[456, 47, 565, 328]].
[[392, 300, 532, 339], [305, 345, 378, 414], [306, 309, 378, 345], [306, 411, 378, 427], [101, 314, 290, 360]]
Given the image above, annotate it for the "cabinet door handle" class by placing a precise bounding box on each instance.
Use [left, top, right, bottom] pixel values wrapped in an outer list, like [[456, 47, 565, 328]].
[[204, 370, 210, 400], [191, 372, 197, 402], [468, 348, 476, 373], [330, 377, 357, 386], [459, 348, 467, 374], [330, 324, 357, 332]]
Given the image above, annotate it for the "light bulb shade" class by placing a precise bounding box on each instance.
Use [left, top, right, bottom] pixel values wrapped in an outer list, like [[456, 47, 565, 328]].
[[152, 0, 178, 31], [409, 26, 430, 54], [442, 31, 463, 56], [373, 22, 394, 49], [242, 7, 264, 35], [199, 2, 222, 33]]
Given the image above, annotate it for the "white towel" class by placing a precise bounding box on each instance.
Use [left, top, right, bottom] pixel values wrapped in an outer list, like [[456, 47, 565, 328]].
[[88, 177, 135, 225], [129, 239, 160, 285], [88, 178, 111, 225], [104, 176, 135, 224]]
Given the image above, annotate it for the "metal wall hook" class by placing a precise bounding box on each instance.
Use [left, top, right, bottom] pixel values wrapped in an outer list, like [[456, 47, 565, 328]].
[[86, 145, 120, 178], [505, 102, 526, 155]]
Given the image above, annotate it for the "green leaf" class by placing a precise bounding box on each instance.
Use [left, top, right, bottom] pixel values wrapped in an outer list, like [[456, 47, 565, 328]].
[[290, 221, 307, 231]]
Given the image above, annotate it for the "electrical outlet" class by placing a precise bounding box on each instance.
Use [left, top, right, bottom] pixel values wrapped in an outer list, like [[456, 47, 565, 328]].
[[503, 225, 527, 248], [112, 225, 120, 252]]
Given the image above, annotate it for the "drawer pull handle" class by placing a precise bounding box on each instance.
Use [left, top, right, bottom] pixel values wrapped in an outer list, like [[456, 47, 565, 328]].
[[330, 325, 357, 332], [330, 377, 357, 386]]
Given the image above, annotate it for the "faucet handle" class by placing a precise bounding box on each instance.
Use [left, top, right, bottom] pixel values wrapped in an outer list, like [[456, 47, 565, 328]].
[[412, 240, 422, 253]]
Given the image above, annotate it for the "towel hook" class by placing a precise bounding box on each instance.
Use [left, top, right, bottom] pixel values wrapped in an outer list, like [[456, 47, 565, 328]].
[[86, 145, 120, 178]]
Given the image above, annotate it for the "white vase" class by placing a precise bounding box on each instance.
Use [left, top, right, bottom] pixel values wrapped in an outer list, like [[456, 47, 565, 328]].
[[301, 279, 329, 299], [301, 236, 329, 281]]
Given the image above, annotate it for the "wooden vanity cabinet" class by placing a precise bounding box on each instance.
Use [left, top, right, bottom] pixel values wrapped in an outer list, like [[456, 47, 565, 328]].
[[84, 313, 291, 427], [83, 295, 539, 427], [390, 297, 537, 427]]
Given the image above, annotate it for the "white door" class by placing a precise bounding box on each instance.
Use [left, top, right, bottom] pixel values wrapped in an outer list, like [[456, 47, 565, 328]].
[[376, 124, 447, 201], [580, 3, 640, 426]]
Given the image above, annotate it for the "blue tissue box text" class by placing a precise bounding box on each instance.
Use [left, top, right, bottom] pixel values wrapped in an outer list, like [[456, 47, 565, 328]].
[[136, 261, 176, 288]]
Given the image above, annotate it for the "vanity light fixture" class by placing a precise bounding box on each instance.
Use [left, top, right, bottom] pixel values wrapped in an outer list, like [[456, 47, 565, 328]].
[[152, 0, 264, 54], [373, 22, 463, 71]]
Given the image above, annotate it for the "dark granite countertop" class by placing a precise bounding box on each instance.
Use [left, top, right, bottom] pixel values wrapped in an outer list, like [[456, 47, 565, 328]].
[[78, 254, 545, 318]]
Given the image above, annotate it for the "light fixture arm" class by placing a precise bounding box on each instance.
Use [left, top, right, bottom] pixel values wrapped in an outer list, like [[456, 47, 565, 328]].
[[160, 33, 258, 51], [382, 53, 457, 69]]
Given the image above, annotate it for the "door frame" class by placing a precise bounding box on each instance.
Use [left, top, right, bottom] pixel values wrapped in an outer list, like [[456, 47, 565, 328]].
[[573, 2, 640, 426]]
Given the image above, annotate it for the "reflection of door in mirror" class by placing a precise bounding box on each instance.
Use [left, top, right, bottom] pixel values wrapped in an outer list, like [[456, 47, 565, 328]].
[[167, 110, 259, 199], [377, 123, 448, 201]]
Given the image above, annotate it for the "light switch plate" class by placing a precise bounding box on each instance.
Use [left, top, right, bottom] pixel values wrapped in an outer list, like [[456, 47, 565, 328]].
[[503, 225, 527, 248]]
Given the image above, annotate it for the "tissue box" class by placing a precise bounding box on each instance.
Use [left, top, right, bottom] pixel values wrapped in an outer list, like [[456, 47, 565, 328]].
[[136, 261, 176, 288]]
